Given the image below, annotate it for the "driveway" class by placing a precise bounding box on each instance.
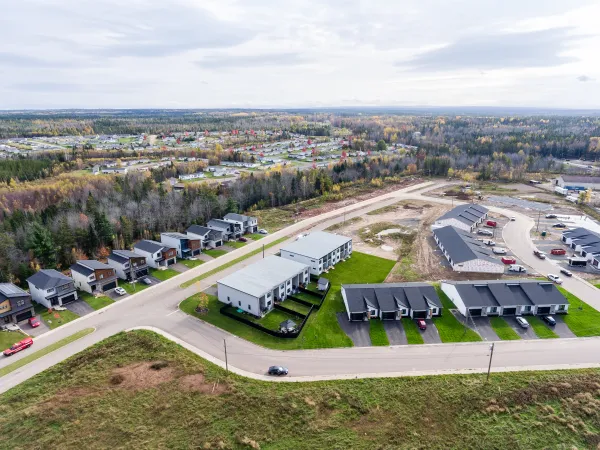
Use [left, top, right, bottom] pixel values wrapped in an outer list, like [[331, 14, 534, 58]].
[[144, 275, 163, 285], [383, 321, 408, 345], [106, 289, 128, 301], [171, 262, 190, 273], [65, 300, 95, 317], [22, 318, 50, 337], [552, 315, 576, 338], [421, 320, 442, 344], [506, 317, 538, 340], [197, 254, 215, 262], [469, 316, 500, 341], [336, 313, 371, 347]]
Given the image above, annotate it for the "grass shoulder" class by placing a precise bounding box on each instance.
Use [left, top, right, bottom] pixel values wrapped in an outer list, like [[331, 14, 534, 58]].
[[179, 259, 205, 269], [204, 249, 228, 258], [489, 317, 521, 340], [401, 318, 424, 344], [558, 287, 600, 337], [0, 330, 28, 350], [369, 320, 389, 346], [78, 291, 114, 310], [433, 287, 482, 343], [527, 316, 559, 339], [149, 268, 179, 281]]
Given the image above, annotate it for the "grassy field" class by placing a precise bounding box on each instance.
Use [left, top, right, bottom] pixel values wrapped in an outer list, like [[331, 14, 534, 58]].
[[433, 288, 482, 343], [6, 331, 598, 449], [203, 249, 228, 258], [179, 259, 205, 269], [181, 252, 395, 349], [149, 268, 179, 281], [402, 318, 425, 344], [489, 317, 521, 340], [251, 207, 296, 232], [225, 241, 247, 249], [247, 233, 265, 240], [0, 330, 27, 350], [78, 292, 114, 310], [325, 217, 363, 231], [528, 316, 559, 339], [0, 328, 95, 378], [120, 281, 149, 295], [369, 320, 390, 346], [559, 287, 600, 336], [38, 308, 79, 330]]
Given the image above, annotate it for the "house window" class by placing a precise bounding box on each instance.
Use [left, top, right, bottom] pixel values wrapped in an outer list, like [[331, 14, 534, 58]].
[[248, 305, 251, 310], [266, 293, 271, 298], [227, 296, 230, 302], [524, 306, 531, 312], [16, 299, 25, 307], [558, 305, 566, 311], [238, 301, 241, 306], [490, 307, 497, 313]]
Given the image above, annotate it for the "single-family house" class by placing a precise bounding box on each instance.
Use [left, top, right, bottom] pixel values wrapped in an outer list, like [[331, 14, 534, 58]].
[[207, 219, 240, 241], [160, 232, 202, 258], [70, 260, 119, 294], [27, 269, 78, 308], [280, 231, 352, 276], [107, 249, 149, 281], [223, 213, 258, 234], [133, 240, 177, 269], [186, 225, 224, 248], [562, 227, 600, 269], [441, 280, 570, 317], [0, 283, 35, 325], [217, 256, 310, 317], [101, 167, 128, 175], [431, 204, 489, 232], [342, 283, 442, 321]]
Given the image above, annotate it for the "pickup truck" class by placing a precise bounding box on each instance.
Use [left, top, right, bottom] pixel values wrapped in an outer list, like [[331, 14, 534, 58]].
[[533, 250, 547, 259]]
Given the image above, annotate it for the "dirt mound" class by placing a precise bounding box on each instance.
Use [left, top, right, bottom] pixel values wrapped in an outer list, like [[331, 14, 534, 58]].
[[110, 361, 176, 390], [179, 373, 228, 394]]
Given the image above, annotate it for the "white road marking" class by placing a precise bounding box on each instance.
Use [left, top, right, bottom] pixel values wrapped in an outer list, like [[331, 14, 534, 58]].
[[166, 310, 180, 316]]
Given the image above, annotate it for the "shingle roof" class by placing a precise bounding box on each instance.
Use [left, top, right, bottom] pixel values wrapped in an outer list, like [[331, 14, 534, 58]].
[[224, 213, 249, 222], [436, 204, 488, 226], [281, 231, 351, 259], [70, 260, 111, 276], [109, 249, 145, 264], [161, 232, 189, 240], [0, 283, 27, 298], [342, 283, 442, 314], [134, 240, 169, 254], [433, 226, 502, 265], [560, 175, 600, 183], [27, 269, 73, 289], [186, 225, 211, 236], [207, 219, 232, 230]]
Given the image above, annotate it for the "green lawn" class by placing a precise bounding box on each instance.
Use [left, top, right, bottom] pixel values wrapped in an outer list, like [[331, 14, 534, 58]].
[[528, 316, 559, 339], [149, 268, 179, 281], [78, 291, 114, 311], [559, 286, 600, 336], [120, 281, 149, 295], [291, 290, 322, 304], [230, 308, 303, 331], [489, 317, 521, 340], [280, 299, 312, 316], [181, 252, 395, 349], [204, 249, 228, 258], [180, 259, 205, 269], [369, 320, 390, 346], [0, 330, 28, 351], [402, 318, 425, 344], [39, 308, 80, 330], [433, 287, 482, 343], [225, 241, 247, 249], [247, 233, 265, 240]]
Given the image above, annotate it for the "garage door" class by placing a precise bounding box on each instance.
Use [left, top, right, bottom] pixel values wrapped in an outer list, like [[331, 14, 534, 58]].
[[103, 281, 117, 291], [167, 258, 176, 266], [537, 306, 551, 315], [61, 294, 77, 304], [15, 310, 33, 322], [469, 308, 482, 317], [135, 268, 148, 278], [503, 307, 516, 316], [413, 310, 428, 319], [381, 311, 396, 320], [350, 313, 364, 321]]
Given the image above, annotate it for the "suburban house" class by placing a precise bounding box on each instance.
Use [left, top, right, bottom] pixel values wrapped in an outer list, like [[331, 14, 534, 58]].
[[431, 204, 489, 232], [133, 240, 177, 269], [342, 283, 443, 321], [101, 167, 128, 175], [432, 226, 504, 273], [562, 227, 600, 269], [70, 260, 119, 294], [107, 249, 149, 281], [280, 231, 352, 275], [217, 256, 310, 317], [0, 283, 35, 325], [178, 172, 205, 181], [186, 225, 224, 248], [27, 269, 78, 308], [223, 213, 258, 234], [441, 280, 569, 318], [160, 232, 202, 258], [556, 175, 600, 191], [207, 219, 240, 241]]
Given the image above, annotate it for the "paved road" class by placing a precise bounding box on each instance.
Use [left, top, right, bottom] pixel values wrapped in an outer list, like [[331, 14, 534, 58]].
[[2, 180, 600, 393]]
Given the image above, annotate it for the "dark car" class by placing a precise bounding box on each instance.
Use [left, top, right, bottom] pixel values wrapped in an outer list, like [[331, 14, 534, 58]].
[[238, 237, 248, 242], [268, 366, 289, 376], [416, 319, 427, 330], [543, 316, 557, 326], [545, 214, 558, 219], [560, 268, 573, 277], [552, 223, 567, 228]]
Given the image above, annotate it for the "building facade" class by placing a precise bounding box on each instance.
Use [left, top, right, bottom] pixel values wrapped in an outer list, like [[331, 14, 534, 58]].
[[133, 240, 177, 269], [280, 231, 352, 276], [70, 260, 119, 294], [27, 269, 78, 308], [0, 283, 35, 325], [107, 249, 149, 281]]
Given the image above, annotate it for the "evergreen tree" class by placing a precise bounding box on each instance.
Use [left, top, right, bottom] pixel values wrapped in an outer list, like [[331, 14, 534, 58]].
[[28, 223, 57, 268]]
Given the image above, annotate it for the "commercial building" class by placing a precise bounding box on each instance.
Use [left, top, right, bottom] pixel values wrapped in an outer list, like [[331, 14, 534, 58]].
[[556, 175, 600, 191], [431, 204, 489, 232], [70, 260, 119, 294], [217, 256, 310, 317], [562, 227, 600, 269], [27, 269, 78, 308], [280, 231, 352, 275], [0, 283, 35, 325]]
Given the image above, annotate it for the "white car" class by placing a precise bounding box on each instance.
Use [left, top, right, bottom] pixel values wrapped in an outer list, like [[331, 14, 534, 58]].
[[508, 264, 527, 273], [510, 217, 516, 221], [258, 229, 269, 235], [516, 317, 529, 328], [114, 287, 127, 296], [482, 240, 496, 246], [492, 247, 507, 255], [547, 274, 563, 284]]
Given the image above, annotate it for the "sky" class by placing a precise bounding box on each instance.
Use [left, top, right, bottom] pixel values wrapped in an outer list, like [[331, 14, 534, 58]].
[[1, 0, 600, 109]]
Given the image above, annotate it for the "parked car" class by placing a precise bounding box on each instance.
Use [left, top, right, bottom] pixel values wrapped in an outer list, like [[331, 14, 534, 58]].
[[508, 264, 527, 273], [552, 223, 567, 228], [550, 248, 567, 255], [477, 229, 494, 236], [258, 229, 269, 235], [267, 366, 289, 376], [510, 216, 516, 221], [3, 337, 33, 356], [560, 268, 573, 277], [114, 287, 127, 296], [501, 256, 516, 265], [547, 274, 563, 284], [416, 319, 427, 330], [486, 220, 498, 228], [482, 239, 496, 246], [141, 278, 153, 285], [543, 316, 557, 326], [516, 317, 530, 328], [545, 214, 558, 219], [533, 250, 547, 259], [28, 317, 40, 328], [238, 237, 248, 242], [492, 247, 507, 255]]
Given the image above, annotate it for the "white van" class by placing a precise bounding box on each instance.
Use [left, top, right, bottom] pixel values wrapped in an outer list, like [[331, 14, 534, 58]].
[[492, 247, 507, 255]]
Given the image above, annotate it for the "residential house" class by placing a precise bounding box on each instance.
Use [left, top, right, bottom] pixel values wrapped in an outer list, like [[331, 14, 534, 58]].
[[431, 204, 489, 232], [107, 249, 149, 281], [207, 219, 240, 241], [160, 232, 202, 258], [186, 225, 224, 248], [342, 283, 442, 321], [0, 283, 35, 325], [27, 269, 78, 308], [133, 240, 177, 269], [441, 280, 570, 317], [70, 260, 119, 294], [217, 256, 310, 317], [280, 231, 352, 276], [223, 213, 258, 234], [179, 172, 205, 181], [562, 227, 600, 269], [101, 167, 128, 175]]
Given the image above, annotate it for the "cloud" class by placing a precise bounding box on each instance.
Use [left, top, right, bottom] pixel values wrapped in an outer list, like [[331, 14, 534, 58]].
[[401, 27, 581, 72], [10, 82, 77, 92], [577, 75, 594, 82], [0, 52, 71, 68], [196, 52, 312, 69]]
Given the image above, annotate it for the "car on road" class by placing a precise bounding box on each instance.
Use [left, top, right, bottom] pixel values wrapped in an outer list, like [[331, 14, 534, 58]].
[[533, 250, 547, 259], [267, 366, 289, 376], [114, 287, 127, 296], [543, 316, 557, 326], [501, 256, 516, 264], [416, 319, 427, 330], [258, 229, 268, 235], [508, 264, 527, 273], [482, 239, 495, 246], [560, 268, 573, 277], [516, 317, 529, 329], [547, 274, 563, 284], [28, 317, 40, 328], [545, 214, 558, 219], [510, 217, 516, 221], [550, 248, 566, 255], [141, 278, 153, 285], [238, 237, 248, 242], [492, 247, 507, 255], [552, 223, 567, 228], [3, 337, 33, 356], [477, 229, 494, 236]]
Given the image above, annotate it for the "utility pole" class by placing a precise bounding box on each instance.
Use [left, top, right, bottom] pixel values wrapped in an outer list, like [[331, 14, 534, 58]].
[[536, 209, 541, 233], [262, 244, 265, 259], [486, 343, 495, 382], [224, 339, 229, 373]]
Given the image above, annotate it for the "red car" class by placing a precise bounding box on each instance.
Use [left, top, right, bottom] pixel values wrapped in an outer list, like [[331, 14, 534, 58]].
[[550, 248, 566, 256], [416, 319, 427, 330], [486, 220, 497, 228], [3, 337, 33, 357], [28, 317, 41, 328], [238, 237, 248, 242], [501, 256, 516, 265]]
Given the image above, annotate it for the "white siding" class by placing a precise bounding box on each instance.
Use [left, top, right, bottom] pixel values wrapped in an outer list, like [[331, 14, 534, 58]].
[[27, 282, 52, 308], [107, 259, 127, 280], [161, 234, 183, 258], [71, 270, 94, 294], [280, 250, 322, 275], [441, 283, 467, 315], [217, 283, 260, 315]]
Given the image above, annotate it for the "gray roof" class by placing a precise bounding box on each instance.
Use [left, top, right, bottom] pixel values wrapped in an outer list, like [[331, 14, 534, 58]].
[[436, 204, 488, 227], [563, 227, 600, 255], [560, 175, 600, 183], [186, 225, 212, 237], [207, 219, 232, 231], [70, 260, 111, 276], [343, 283, 442, 314], [208, 230, 224, 240], [218, 256, 309, 298], [0, 283, 27, 298], [161, 232, 189, 240], [433, 226, 502, 266], [224, 213, 252, 222], [281, 231, 351, 259], [445, 280, 569, 309], [27, 269, 73, 289], [134, 240, 170, 254], [109, 249, 145, 264]]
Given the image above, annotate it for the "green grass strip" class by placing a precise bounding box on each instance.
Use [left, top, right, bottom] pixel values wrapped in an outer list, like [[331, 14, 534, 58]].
[[558, 286, 600, 337], [369, 320, 390, 346], [0, 328, 95, 378], [181, 237, 288, 288], [402, 318, 424, 344], [433, 287, 482, 342], [489, 317, 521, 340], [527, 316, 559, 339]]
